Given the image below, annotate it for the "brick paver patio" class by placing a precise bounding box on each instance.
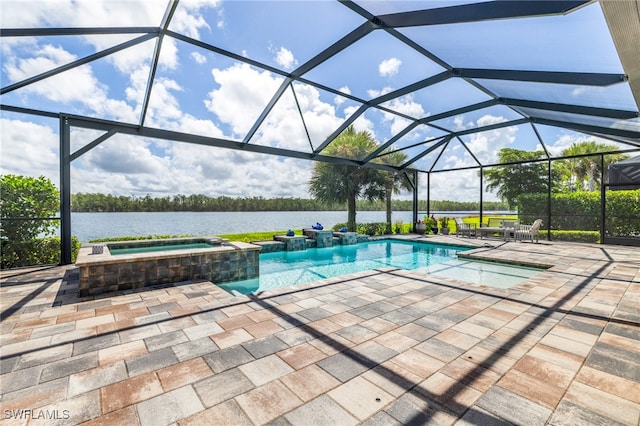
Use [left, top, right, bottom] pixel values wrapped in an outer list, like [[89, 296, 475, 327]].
[[1, 237, 639, 425]]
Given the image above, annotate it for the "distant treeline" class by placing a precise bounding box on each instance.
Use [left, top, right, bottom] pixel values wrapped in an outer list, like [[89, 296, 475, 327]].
[[71, 193, 509, 213]]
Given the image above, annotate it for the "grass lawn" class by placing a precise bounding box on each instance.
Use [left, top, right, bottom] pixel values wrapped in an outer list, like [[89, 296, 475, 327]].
[[461, 214, 518, 227], [90, 215, 520, 243], [218, 230, 304, 243]]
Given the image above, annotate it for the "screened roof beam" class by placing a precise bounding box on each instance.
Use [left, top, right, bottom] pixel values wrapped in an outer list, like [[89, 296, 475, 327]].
[[1, 104, 60, 119], [167, 29, 416, 123], [530, 123, 551, 158], [376, 1, 590, 28], [402, 137, 450, 169], [312, 104, 369, 155], [64, 114, 407, 173], [70, 129, 117, 162], [421, 100, 498, 123], [382, 119, 530, 159], [383, 135, 446, 158], [429, 137, 453, 172], [363, 122, 422, 163], [453, 68, 626, 86], [290, 86, 314, 152], [292, 21, 376, 77], [456, 136, 482, 167], [578, 131, 640, 149], [454, 118, 530, 138], [243, 78, 292, 144], [369, 71, 452, 105], [138, 0, 179, 128], [167, 31, 288, 78], [500, 98, 640, 119], [427, 148, 640, 174], [0, 33, 156, 95], [340, 0, 451, 70], [531, 117, 640, 141], [338, 0, 375, 21]]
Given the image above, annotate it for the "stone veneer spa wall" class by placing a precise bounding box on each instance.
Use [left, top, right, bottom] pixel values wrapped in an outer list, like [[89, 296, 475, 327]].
[[76, 240, 260, 297]]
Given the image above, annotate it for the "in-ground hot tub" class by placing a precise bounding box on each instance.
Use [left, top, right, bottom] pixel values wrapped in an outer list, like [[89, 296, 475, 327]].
[[75, 237, 260, 297]]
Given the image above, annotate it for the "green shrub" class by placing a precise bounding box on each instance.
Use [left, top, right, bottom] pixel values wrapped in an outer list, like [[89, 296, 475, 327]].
[[394, 220, 405, 234], [519, 189, 639, 236], [334, 222, 389, 236], [1, 174, 65, 268], [549, 230, 600, 243], [1, 236, 81, 268], [605, 190, 640, 237]]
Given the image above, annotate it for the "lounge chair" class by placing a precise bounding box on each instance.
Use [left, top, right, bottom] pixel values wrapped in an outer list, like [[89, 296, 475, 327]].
[[514, 219, 543, 243], [456, 218, 477, 238]]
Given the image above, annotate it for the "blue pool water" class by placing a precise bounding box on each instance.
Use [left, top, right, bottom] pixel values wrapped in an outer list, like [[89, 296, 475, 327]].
[[109, 242, 215, 255], [218, 239, 472, 295]]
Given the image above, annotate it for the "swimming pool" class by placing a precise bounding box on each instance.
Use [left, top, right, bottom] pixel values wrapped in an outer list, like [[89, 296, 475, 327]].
[[218, 239, 472, 295]]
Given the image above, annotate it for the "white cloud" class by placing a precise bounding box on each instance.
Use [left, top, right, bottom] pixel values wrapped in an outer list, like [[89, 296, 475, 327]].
[[81, 136, 167, 175], [369, 88, 427, 136], [290, 83, 343, 147], [0, 0, 165, 29], [3, 43, 139, 122], [379, 57, 401, 77], [343, 105, 375, 137], [381, 94, 426, 135], [4, 43, 76, 82], [274, 47, 298, 70], [170, 2, 214, 39], [541, 132, 618, 156], [334, 86, 351, 105], [191, 51, 207, 64], [205, 63, 284, 138], [0, 115, 315, 198], [463, 115, 517, 165], [367, 87, 393, 99], [1, 0, 220, 93], [424, 169, 499, 203], [0, 119, 59, 185]]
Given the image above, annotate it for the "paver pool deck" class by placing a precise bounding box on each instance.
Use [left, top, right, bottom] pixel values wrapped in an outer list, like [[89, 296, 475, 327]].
[[1, 236, 639, 425]]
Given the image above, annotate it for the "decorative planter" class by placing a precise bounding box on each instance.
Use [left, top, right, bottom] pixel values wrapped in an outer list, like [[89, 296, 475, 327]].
[[415, 224, 426, 234], [431, 227, 438, 235], [441, 227, 450, 235]]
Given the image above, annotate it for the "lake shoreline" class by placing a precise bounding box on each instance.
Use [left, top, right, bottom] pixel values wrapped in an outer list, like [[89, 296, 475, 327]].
[[68, 210, 515, 242]]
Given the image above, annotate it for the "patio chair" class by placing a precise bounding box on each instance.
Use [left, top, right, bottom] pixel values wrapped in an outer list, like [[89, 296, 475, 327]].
[[502, 220, 517, 240], [456, 218, 477, 238], [514, 219, 543, 243]]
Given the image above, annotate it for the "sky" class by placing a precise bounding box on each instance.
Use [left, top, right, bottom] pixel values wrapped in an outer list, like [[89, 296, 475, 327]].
[[1, 0, 638, 203]]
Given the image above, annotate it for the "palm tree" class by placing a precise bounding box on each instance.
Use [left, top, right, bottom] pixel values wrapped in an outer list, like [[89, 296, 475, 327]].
[[309, 126, 387, 230], [377, 150, 411, 232], [560, 141, 629, 191]]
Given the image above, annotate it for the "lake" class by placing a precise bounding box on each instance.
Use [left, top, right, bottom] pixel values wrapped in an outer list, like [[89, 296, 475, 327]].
[[68, 211, 504, 242]]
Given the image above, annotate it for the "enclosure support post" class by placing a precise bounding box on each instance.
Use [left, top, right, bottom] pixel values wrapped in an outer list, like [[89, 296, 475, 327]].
[[599, 154, 605, 244], [412, 171, 418, 228], [60, 115, 72, 265], [479, 167, 483, 226], [426, 172, 431, 217], [547, 160, 552, 241]]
